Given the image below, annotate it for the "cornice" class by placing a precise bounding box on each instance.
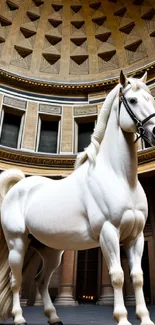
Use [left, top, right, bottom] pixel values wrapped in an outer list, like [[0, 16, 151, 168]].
[[0, 146, 154, 171], [0, 147, 75, 169], [138, 148, 155, 165], [0, 60, 155, 94]]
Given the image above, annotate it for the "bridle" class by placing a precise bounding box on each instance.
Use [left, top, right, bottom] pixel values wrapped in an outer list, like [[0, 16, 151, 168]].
[[119, 86, 155, 142]]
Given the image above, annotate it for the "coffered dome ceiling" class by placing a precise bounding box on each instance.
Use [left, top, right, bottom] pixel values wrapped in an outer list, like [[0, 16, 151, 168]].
[[0, 0, 155, 84]]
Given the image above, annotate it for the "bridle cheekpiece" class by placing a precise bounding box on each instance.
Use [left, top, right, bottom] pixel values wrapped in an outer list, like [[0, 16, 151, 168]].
[[119, 86, 155, 142]]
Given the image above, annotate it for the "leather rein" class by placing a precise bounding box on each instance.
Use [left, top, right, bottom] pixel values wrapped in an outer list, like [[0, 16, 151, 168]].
[[119, 86, 155, 142]]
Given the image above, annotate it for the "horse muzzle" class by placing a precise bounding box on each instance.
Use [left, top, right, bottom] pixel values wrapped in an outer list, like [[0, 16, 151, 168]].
[[146, 127, 155, 146], [139, 126, 155, 147]]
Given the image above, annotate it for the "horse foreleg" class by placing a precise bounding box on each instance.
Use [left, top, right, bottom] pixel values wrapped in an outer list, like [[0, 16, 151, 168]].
[[100, 221, 131, 325], [125, 233, 154, 325], [35, 246, 63, 325], [8, 235, 27, 325]]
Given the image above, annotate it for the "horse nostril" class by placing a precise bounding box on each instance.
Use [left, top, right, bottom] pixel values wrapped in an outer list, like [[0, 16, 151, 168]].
[[153, 127, 155, 136]]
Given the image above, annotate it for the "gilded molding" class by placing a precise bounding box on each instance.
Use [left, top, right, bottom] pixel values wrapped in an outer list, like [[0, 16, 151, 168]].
[[0, 147, 75, 169], [138, 148, 155, 165], [0, 146, 154, 171], [0, 61, 155, 93]]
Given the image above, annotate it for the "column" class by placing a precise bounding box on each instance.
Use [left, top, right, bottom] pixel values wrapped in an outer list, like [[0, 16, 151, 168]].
[[60, 106, 73, 153], [97, 257, 114, 305], [34, 290, 42, 306], [54, 251, 78, 305], [21, 101, 38, 151], [122, 257, 135, 306], [0, 93, 3, 114], [21, 247, 42, 306]]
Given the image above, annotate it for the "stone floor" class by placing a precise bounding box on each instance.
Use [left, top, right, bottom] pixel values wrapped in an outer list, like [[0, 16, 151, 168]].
[[2, 305, 155, 325]]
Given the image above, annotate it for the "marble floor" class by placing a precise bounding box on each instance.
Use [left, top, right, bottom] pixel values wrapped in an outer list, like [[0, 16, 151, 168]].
[[2, 305, 155, 325]]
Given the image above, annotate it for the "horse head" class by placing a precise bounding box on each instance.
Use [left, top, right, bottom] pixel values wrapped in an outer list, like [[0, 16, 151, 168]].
[[119, 71, 155, 146]]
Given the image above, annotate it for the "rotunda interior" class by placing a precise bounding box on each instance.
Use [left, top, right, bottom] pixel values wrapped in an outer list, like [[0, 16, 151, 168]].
[[0, 0, 155, 307]]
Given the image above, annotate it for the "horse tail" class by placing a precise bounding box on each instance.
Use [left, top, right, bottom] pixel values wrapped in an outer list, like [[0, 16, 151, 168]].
[[0, 168, 25, 320]]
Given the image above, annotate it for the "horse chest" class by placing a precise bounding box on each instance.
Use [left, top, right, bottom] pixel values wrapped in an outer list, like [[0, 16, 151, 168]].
[[88, 174, 133, 216], [119, 208, 145, 240], [87, 174, 147, 240]]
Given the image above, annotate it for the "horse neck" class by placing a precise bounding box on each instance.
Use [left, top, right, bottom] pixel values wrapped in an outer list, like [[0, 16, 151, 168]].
[[97, 104, 138, 188]]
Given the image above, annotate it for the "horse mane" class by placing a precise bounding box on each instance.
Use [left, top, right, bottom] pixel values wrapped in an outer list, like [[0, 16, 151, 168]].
[[74, 83, 120, 169], [75, 76, 150, 170]]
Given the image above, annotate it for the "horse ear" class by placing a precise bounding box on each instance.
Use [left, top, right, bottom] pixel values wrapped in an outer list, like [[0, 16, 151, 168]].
[[120, 70, 128, 87], [140, 71, 147, 84]]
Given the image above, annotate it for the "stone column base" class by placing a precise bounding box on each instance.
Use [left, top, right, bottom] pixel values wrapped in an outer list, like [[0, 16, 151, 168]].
[[54, 296, 78, 306], [97, 295, 114, 305], [34, 290, 43, 306], [20, 299, 28, 307], [125, 295, 135, 306]]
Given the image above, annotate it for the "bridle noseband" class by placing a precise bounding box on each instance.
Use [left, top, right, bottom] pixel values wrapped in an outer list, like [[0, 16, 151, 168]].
[[119, 86, 155, 142]]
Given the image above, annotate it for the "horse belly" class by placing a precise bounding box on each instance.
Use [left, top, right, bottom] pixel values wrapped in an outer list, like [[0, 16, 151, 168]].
[[25, 186, 98, 251]]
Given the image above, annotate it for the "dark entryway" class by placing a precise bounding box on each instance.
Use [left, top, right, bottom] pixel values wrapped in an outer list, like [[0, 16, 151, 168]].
[[76, 248, 99, 303]]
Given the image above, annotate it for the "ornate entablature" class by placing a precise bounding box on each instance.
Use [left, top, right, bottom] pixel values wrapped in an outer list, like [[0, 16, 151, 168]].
[[0, 0, 155, 176], [0, 146, 154, 176]]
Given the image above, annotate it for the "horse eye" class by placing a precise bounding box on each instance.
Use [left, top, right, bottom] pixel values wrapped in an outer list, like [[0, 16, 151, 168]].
[[129, 97, 137, 104]]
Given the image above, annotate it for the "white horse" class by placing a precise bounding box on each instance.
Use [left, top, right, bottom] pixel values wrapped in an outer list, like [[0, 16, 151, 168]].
[[0, 71, 155, 325]]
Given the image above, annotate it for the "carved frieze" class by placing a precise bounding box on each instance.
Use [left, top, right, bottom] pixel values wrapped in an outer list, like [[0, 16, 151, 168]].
[[39, 104, 62, 115], [0, 147, 74, 168], [3, 96, 27, 110], [74, 105, 97, 116], [0, 146, 154, 170]]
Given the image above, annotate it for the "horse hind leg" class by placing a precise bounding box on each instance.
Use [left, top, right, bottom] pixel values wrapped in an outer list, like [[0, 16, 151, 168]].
[[100, 221, 131, 325], [8, 232, 28, 325], [0, 223, 12, 321], [34, 243, 63, 325]]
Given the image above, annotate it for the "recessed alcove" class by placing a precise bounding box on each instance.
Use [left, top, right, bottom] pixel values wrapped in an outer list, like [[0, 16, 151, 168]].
[[14, 46, 33, 58], [71, 21, 85, 29], [71, 5, 82, 13], [42, 53, 60, 65], [119, 22, 135, 34], [98, 50, 116, 61], [92, 16, 107, 26], [45, 35, 62, 46], [71, 37, 87, 46], [125, 39, 142, 52], [95, 32, 111, 42], [6, 0, 19, 11], [89, 2, 101, 10], [70, 55, 88, 65], [114, 7, 126, 17], [52, 4, 63, 12], [141, 9, 155, 20], [0, 16, 12, 26], [20, 27, 36, 39], [32, 0, 44, 6], [27, 11, 40, 21], [48, 19, 62, 28]]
